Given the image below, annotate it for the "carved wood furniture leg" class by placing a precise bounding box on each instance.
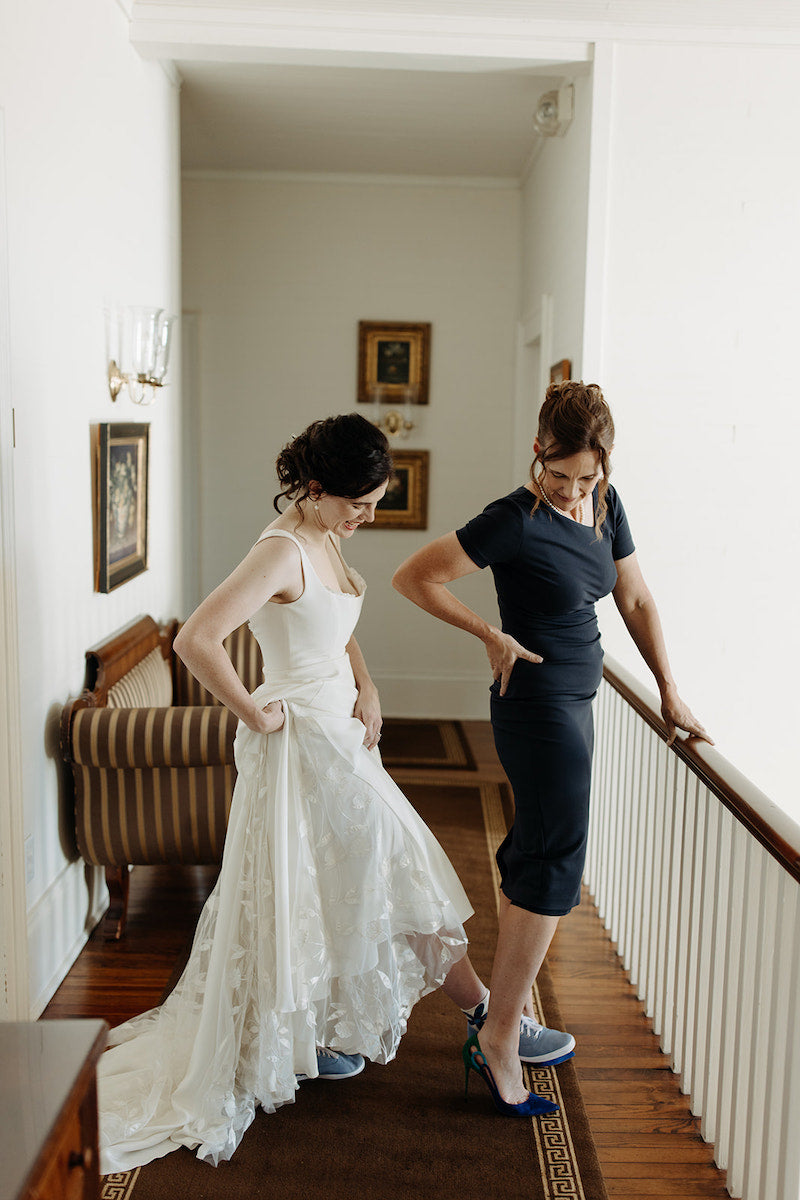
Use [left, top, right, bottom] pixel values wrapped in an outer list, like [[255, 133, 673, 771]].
[[103, 865, 130, 941]]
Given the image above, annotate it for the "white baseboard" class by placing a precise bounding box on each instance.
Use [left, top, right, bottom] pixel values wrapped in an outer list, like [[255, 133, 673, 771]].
[[27, 861, 108, 1018], [370, 671, 491, 720]]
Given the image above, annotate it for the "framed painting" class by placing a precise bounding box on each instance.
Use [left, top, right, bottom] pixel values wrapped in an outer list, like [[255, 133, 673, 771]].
[[357, 320, 431, 406], [549, 359, 572, 384], [94, 422, 150, 592], [372, 449, 429, 530]]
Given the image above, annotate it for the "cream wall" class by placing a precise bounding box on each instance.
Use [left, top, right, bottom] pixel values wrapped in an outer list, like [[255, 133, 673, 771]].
[[583, 41, 800, 821], [1, 0, 184, 1014], [182, 175, 520, 715]]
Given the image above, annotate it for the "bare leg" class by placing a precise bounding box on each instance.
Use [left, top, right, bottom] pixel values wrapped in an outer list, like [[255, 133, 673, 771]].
[[440, 953, 487, 1011], [499, 892, 536, 1020], [477, 905, 559, 1104]]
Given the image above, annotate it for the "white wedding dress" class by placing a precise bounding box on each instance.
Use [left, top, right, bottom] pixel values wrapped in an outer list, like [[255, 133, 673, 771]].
[[97, 529, 473, 1173]]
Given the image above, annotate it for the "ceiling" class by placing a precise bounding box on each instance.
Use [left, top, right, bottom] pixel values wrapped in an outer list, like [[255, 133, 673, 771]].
[[170, 0, 800, 178], [178, 61, 571, 179]]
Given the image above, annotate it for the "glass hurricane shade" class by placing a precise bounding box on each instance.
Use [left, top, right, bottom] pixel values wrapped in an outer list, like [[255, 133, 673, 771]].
[[106, 306, 176, 403]]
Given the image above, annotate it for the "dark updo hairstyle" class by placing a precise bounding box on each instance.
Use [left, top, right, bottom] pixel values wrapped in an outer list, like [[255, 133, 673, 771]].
[[274, 413, 392, 514], [530, 380, 615, 538]]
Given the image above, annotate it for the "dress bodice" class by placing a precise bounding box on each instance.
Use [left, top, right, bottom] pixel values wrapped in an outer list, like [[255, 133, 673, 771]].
[[456, 484, 636, 701], [247, 530, 365, 675]]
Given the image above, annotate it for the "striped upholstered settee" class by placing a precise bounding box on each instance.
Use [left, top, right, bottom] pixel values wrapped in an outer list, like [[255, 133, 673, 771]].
[[60, 615, 262, 939]]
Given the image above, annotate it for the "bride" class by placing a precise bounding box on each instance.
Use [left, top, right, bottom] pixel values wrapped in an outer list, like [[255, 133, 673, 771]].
[[97, 414, 565, 1173]]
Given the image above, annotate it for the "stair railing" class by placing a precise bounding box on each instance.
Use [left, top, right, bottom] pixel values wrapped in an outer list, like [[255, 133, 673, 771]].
[[585, 656, 800, 1200]]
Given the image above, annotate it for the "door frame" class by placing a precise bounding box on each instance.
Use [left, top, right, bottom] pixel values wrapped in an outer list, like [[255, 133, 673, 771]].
[[0, 108, 30, 1020]]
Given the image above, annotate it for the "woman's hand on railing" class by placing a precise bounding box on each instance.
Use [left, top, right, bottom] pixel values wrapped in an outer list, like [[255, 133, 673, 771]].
[[660, 688, 713, 747], [483, 626, 543, 696]]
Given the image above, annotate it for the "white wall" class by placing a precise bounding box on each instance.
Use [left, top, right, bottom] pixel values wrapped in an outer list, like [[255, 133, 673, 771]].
[[0, 0, 184, 1014], [517, 70, 593, 474], [182, 174, 520, 715], [520, 72, 593, 381], [583, 41, 800, 821]]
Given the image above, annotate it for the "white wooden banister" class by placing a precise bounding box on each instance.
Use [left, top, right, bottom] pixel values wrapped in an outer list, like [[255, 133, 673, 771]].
[[585, 656, 800, 1200]]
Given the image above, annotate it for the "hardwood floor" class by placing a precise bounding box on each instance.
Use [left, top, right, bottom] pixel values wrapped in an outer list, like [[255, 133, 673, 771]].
[[549, 897, 728, 1198], [43, 863, 219, 1027], [44, 718, 728, 1197]]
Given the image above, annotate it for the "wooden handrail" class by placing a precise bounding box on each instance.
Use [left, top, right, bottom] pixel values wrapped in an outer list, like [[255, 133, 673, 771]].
[[602, 656, 800, 884]]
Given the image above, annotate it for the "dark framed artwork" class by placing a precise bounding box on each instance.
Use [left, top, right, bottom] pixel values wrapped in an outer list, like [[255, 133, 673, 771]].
[[372, 449, 430, 530], [550, 359, 572, 384], [94, 422, 150, 592], [357, 321, 431, 406]]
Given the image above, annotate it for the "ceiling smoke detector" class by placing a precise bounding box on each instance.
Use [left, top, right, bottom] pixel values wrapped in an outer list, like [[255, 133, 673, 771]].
[[533, 85, 574, 137]]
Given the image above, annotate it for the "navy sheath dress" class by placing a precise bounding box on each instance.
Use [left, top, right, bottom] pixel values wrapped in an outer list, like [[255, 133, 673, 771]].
[[456, 483, 635, 917]]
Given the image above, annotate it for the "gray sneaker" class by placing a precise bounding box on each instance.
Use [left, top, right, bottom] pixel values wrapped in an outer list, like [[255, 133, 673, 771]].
[[297, 1047, 366, 1082], [467, 1003, 575, 1066]]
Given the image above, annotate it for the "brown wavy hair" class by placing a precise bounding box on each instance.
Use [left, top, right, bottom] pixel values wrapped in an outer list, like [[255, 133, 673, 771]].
[[529, 381, 615, 538], [273, 413, 392, 515]]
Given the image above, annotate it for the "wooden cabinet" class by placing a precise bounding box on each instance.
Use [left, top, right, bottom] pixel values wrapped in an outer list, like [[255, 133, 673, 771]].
[[1, 1019, 107, 1200]]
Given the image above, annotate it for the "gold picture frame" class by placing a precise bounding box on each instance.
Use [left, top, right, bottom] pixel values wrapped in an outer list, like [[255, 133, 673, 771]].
[[549, 359, 572, 384], [357, 320, 431, 406], [94, 422, 150, 592], [372, 449, 429, 530]]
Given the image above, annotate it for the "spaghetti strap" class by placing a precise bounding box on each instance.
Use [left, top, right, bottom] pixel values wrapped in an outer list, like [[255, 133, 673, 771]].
[[254, 528, 304, 552]]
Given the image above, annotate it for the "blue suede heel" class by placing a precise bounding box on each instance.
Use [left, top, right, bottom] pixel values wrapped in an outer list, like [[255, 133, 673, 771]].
[[462, 1033, 559, 1117]]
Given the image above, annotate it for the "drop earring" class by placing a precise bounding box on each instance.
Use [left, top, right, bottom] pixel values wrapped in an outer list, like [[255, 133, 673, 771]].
[[312, 498, 327, 532]]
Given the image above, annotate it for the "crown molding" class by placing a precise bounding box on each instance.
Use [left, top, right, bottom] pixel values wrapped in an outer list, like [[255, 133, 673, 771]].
[[182, 168, 520, 188], [129, 2, 800, 67]]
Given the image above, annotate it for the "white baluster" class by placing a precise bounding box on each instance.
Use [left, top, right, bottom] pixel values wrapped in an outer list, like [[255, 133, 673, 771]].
[[740, 850, 779, 1198], [712, 814, 748, 1168], [632, 723, 655, 1002], [701, 804, 733, 1146], [660, 755, 684, 1058], [678, 775, 702, 1097], [774, 876, 800, 1200], [725, 835, 760, 1193], [670, 764, 694, 1077]]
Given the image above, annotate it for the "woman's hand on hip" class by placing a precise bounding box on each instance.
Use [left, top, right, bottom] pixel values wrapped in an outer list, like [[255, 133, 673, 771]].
[[354, 683, 383, 750], [247, 699, 285, 735], [661, 690, 713, 747], [484, 626, 543, 696]]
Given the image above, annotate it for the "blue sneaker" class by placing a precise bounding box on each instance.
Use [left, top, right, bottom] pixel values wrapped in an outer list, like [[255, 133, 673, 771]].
[[467, 1002, 575, 1067], [297, 1047, 365, 1082]]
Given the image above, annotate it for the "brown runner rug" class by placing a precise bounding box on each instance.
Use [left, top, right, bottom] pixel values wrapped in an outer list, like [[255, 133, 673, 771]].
[[101, 781, 606, 1200], [377, 718, 476, 770]]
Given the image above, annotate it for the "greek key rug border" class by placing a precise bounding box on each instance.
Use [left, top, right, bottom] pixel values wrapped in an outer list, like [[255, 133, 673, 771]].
[[100, 1168, 140, 1200]]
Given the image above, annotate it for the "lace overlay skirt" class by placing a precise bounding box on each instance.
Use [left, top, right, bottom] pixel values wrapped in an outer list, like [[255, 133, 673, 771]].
[[98, 662, 472, 1172]]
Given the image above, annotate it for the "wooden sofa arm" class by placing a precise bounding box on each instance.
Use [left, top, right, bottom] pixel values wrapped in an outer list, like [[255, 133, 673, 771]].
[[69, 705, 239, 769]]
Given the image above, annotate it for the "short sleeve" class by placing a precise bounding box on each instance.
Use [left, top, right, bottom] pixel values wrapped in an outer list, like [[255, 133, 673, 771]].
[[608, 486, 635, 560], [455, 498, 524, 568]]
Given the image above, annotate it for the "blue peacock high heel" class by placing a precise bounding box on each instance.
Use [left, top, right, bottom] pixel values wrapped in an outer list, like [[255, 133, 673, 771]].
[[462, 1033, 559, 1118]]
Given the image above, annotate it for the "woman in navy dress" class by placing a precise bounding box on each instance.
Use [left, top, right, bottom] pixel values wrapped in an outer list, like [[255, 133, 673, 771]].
[[393, 381, 711, 1113]]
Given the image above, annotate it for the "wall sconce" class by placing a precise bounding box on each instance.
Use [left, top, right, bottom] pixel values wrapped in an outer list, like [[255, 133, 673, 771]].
[[367, 385, 419, 439], [533, 85, 574, 137], [106, 306, 177, 405]]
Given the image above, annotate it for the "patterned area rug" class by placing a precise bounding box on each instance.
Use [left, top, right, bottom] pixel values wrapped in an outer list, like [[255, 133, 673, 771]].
[[377, 718, 476, 770], [100, 780, 606, 1200]]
